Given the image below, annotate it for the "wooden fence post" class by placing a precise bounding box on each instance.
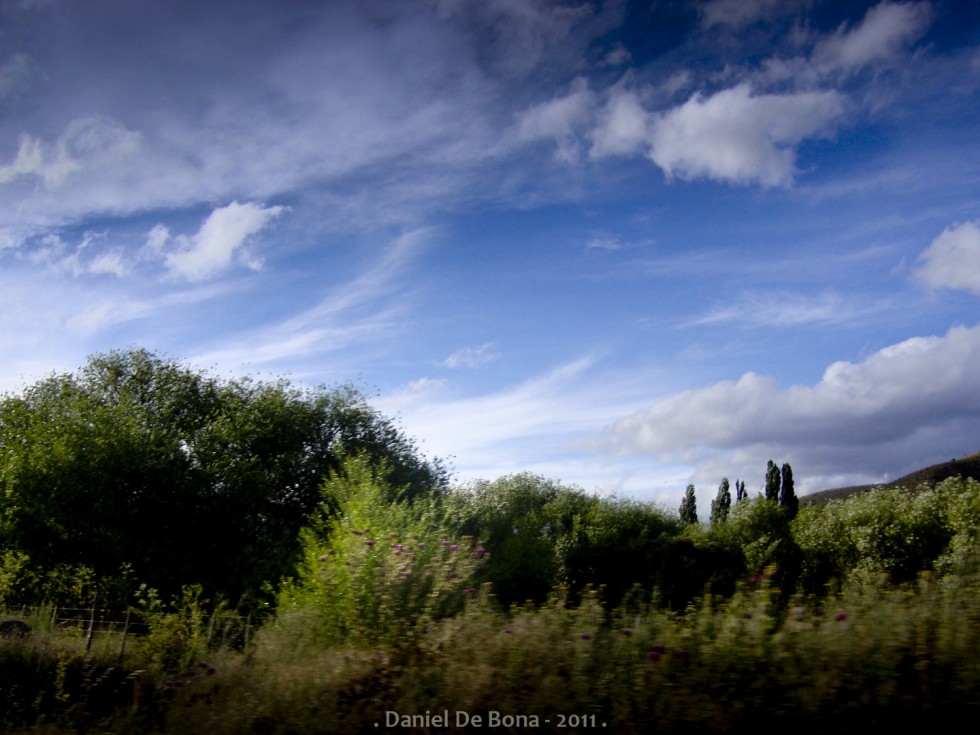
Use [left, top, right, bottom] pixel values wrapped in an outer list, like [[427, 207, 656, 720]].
[[85, 595, 97, 652], [119, 610, 131, 665]]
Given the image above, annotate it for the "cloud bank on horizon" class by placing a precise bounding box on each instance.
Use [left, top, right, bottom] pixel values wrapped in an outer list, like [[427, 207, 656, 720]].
[[1, 0, 978, 506]]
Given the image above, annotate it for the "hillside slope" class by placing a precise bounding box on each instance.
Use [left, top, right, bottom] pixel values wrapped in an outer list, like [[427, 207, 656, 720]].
[[804, 451, 980, 506]]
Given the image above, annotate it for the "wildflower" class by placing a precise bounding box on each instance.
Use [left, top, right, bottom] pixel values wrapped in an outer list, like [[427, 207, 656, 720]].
[[450, 544, 459, 551], [441, 540, 450, 547], [402, 572, 412, 579], [475, 547, 487, 556], [580, 633, 591, 640], [650, 643, 666, 654], [418, 543, 425, 549], [463, 587, 476, 594], [318, 555, 327, 563], [364, 540, 374, 547], [835, 611, 847, 622], [393, 544, 403, 551], [648, 651, 661, 662]]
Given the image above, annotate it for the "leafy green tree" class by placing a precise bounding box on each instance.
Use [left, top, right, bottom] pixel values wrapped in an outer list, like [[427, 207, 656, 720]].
[[0, 348, 447, 607], [679, 484, 698, 525], [711, 478, 732, 526], [780, 463, 798, 520], [765, 460, 782, 502]]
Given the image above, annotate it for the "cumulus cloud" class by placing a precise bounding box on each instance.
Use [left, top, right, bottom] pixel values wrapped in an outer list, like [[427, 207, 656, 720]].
[[588, 86, 649, 159], [595, 323, 980, 472], [161, 202, 286, 282], [647, 84, 845, 186], [813, 1, 933, 75], [914, 221, 980, 296]]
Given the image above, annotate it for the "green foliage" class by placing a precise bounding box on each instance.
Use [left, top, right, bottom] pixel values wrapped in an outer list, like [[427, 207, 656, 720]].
[[444, 474, 683, 608], [711, 478, 731, 526], [275, 454, 483, 649], [793, 478, 974, 590], [780, 463, 798, 519], [679, 483, 698, 525], [766, 459, 781, 502], [444, 473, 573, 606], [0, 348, 447, 608]]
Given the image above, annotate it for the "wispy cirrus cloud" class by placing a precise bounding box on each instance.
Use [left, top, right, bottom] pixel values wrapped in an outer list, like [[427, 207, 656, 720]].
[[442, 342, 500, 369], [682, 290, 891, 329]]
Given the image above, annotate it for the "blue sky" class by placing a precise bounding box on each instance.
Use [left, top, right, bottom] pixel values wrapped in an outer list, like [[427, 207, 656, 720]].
[[1, 0, 979, 507]]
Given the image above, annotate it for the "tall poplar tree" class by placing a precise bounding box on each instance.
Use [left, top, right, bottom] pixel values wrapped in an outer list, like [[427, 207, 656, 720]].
[[711, 477, 731, 525], [765, 460, 781, 502], [679, 484, 698, 525], [780, 462, 799, 519]]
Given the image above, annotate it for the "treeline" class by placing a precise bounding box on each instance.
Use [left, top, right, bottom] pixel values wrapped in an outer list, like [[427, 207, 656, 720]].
[[1, 349, 978, 620], [0, 349, 448, 612]]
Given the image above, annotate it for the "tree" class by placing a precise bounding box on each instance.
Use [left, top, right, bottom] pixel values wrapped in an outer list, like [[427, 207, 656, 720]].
[[735, 479, 747, 503], [780, 462, 798, 520], [765, 460, 781, 503], [679, 484, 698, 525], [711, 477, 732, 525], [0, 348, 447, 607]]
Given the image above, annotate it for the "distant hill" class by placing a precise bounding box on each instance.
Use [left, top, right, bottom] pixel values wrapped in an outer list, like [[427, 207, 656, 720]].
[[803, 451, 980, 506]]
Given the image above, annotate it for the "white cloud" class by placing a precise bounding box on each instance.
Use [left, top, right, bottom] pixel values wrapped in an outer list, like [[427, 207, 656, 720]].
[[647, 84, 845, 186], [0, 117, 141, 189], [594, 324, 980, 476], [588, 86, 649, 159], [162, 201, 285, 282], [683, 290, 889, 328], [0, 53, 36, 99], [517, 78, 595, 161], [813, 1, 933, 75], [914, 221, 980, 296], [700, 0, 791, 29], [443, 342, 499, 369]]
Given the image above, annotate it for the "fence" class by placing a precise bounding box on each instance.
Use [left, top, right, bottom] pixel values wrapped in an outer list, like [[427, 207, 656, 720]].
[[0, 602, 269, 663]]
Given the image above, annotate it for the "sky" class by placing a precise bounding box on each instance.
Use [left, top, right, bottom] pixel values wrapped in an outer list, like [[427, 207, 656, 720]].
[[1, 0, 979, 509]]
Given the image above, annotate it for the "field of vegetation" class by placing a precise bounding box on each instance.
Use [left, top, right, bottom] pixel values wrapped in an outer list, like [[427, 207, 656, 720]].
[[1, 350, 978, 733]]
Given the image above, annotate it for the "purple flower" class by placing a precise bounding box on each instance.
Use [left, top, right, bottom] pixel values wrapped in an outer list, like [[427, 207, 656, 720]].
[[418, 543, 425, 549], [441, 540, 450, 547], [650, 643, 666, 654], [318, 555, 327, 563], [463, 587, 476, 594], [393, 544, 403, 551], [364, 540, 374, 547], [835, 611, 848, 622], [449, 544, 459, 551], [580, 633, 591, 640], [402, 571, 412, 579], [476, 547, 487, 555], [648, 651, 661, 662]]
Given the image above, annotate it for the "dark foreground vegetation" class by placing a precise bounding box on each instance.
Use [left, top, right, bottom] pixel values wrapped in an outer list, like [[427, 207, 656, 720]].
[[1, 350, 978, 733]]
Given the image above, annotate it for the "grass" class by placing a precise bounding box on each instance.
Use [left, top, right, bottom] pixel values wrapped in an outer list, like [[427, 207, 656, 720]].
[[2, 569, 979, 734]]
